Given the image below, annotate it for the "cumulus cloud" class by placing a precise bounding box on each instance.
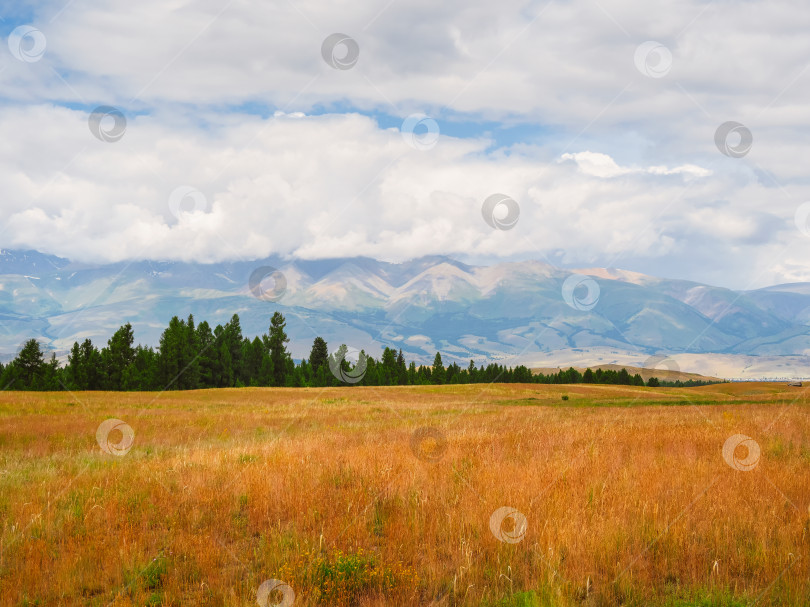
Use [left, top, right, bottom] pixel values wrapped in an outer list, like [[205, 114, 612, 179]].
[[0, 103, 803, 289], [559, 151, 711, 178], [0, 0, 809, 288]]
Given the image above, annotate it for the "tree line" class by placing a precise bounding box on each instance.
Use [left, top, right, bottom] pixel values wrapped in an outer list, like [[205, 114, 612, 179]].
[[0, 312, 710, 391]]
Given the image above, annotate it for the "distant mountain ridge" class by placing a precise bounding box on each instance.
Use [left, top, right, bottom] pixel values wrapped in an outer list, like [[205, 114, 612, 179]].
[[1, 250, 809, 372]]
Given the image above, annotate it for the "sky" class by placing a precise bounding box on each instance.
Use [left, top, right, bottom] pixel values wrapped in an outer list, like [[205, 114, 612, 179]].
[[1, 0, 810, 289]]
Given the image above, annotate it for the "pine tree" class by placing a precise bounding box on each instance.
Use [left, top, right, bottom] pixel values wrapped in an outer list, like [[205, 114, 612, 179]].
[[0, 364, 14, 390], [396, 349, 408, 385], [196, 321, 217, 388], [267, 312, 289, 387], [180, 315, 201, 390], [309, 337, 329, 374], [125, 346, 158, 390], [513, 365, 533, 383], [82, 339, 102, 389], [157, 316, 187, 390], [431, 352, 445, 385], [467, 360, 477, 383], [361, 352, 376, 385], [39, 352, 60, 390], [14, 339, 45, 389], [65, 341, 87, 390], [102, 323, 136, 390], [258, 351, 274, 386], [243, 337, 266, 386], [381, 347, 397, 385], [216, 329, 234, 388], [314, 363, 328, 387], [224, 314, 244, 384]]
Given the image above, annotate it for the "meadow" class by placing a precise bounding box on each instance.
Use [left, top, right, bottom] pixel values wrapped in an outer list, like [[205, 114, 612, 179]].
[[0, 382, 807, 606]]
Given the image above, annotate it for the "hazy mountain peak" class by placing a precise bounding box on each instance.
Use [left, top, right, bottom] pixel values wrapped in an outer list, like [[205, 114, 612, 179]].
[[2, 250, 810, 373], [571, 267, 653, 285]]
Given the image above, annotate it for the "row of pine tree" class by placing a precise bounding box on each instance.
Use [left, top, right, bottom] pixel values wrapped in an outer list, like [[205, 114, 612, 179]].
[[0, 312, 704, 391]]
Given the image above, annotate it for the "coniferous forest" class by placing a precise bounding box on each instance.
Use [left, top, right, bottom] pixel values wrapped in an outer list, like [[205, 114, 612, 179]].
[[0, 312, 713, 391]]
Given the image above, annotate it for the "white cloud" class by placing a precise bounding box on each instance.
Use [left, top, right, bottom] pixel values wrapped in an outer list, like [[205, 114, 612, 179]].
[[561, 152, 711, 178], [561, 152, 632, 178], [0, 104, 804, 288], [0, 0, 809, 288], [5, 0, 810, 132]]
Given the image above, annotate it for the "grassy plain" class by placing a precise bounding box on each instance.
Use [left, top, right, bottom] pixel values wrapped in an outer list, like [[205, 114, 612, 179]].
[[0, 382, 808, 606]]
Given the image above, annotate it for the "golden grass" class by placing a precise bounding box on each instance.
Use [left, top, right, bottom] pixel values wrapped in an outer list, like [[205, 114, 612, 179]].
[[0, 383, 808, 606]]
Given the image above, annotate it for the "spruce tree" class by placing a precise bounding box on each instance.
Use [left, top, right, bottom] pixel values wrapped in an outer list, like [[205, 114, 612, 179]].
[[224, 315, 244, 383], [65, 341, 87, 390], [381, 347, 397, 385], [15, 339, 45, 389], [407, 361, 417, 385], [396, 349, 408, 385], [180, 315, 201, 389], [157, 316, 187, 390], [268, 312, 289, 386], [103, 323, 136, 390], [39, 352, 60, 390], [243, 337, 266, 386], [431, 352, 445, 385], [309, 337, 329, 374], [196, 321, 217, 388], [126, 346, 158, 390]]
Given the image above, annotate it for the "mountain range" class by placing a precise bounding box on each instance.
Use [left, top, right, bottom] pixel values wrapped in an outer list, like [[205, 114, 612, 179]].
[[1, 249, 809, 378]]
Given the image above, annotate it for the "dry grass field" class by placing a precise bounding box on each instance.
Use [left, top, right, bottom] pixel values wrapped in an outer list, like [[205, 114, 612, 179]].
[[0, 382, 808, 606]]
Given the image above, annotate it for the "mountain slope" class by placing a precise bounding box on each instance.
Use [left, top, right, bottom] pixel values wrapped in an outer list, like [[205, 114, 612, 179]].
[[1, 250, 809, 370]]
